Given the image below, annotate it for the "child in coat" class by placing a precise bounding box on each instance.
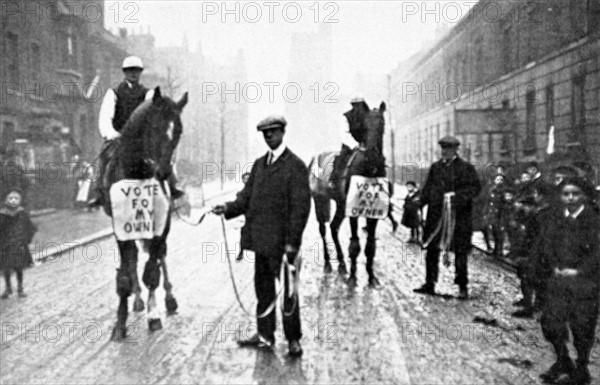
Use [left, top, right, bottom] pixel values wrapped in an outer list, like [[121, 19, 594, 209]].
[[0, 189, 37, 299], [401, 181, 421, 243]]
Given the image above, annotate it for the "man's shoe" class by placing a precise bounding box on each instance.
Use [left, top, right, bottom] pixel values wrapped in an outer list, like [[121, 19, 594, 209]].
[[237, 333, 274, 349], [512, 308, 534, 319], [413, 283, 435, 295], [288, 340, 303, 357], [1, 288, 12, 300], [540, 359, 576, 383], [569, 365, 591, 385], [458, 286, 469, 300]]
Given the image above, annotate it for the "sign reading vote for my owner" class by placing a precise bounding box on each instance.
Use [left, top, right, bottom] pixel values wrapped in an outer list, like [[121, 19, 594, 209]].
[[345, 176, 390, 219], [110, 179, 170, 241]]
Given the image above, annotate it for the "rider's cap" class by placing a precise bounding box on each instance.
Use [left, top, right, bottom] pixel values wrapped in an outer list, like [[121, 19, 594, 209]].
[[257, 115, 287, 131], [351, 96, 365, 104], [122, 56, 144, 70], [438, 136, 460, 147]]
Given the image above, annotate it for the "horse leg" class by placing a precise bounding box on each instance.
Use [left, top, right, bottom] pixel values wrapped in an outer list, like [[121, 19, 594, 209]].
[[330, 200, 347, 275], [131, 241, 144, 312], [320, 221, 333, 273], [111, 240, 135, 341], [366, 218, 380, 287], [314, 194, 333, 274], [347, 217, 360, 286], [143, 248, 162, 332]]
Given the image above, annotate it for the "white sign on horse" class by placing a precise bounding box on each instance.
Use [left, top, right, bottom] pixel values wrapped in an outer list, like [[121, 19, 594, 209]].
[[110, 179, 170, 241], [345, 176, 389, 219]]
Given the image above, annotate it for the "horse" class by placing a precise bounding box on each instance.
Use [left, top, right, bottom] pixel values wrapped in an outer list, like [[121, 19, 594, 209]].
[[99, 87, 188, 340], [309, 101, 387, 286], [308, 145, 352, 275]]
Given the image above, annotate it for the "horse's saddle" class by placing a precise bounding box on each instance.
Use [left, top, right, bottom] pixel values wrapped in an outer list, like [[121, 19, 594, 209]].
[[310, 152, 338, 196]]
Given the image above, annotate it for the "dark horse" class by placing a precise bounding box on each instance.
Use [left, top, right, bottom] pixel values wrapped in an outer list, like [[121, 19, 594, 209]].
[[100, 87, 188, 340], [309, 101, 387, 286]]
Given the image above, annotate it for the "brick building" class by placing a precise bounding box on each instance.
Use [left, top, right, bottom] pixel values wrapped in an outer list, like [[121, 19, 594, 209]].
[[1, 0, 127, 208], [391, 0, 600, 181]]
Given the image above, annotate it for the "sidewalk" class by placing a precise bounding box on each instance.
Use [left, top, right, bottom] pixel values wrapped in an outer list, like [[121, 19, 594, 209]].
[[29, 180, 241, 262]]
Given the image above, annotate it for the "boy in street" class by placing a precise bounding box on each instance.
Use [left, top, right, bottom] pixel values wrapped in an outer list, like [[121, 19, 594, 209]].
[[537, 177, 599, 385]]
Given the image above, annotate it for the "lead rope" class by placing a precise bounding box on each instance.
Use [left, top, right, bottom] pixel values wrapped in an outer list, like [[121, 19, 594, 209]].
[[438, 194, 455, 267], [219, 215, 298, 319], [422, 194, 456, 267]]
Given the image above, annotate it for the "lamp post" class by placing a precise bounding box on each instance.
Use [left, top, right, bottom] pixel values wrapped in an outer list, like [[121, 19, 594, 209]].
[[387, 73, 396, 185]]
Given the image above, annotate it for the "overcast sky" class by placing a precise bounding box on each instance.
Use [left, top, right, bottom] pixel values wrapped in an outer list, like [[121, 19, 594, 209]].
[[105, 1, 471, 84], [105, 1, 472, 157]]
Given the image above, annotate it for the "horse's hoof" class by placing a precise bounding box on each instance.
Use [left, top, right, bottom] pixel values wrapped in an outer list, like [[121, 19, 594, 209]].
[[338, 263, 348, 275], [368, 276, 381, 288], [133, 298, 145, 312], [324, 262, 333, 274], [347, 275, 357, 287], [148, 318, 163, 332], [110, 325, 127, 342], [165, 295, 178, 315]]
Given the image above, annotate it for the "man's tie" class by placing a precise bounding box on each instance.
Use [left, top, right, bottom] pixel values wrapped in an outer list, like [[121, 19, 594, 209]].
[[267, 151, 273, 165]]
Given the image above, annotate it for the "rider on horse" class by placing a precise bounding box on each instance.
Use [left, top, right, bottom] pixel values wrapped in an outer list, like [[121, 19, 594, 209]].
[[89, 56, 183, 209]]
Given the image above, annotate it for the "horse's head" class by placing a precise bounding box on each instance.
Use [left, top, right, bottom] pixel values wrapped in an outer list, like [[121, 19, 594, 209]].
[[362, 101, 386, 154], [120, 87, 188, 180], [344, 101, 387, 178]]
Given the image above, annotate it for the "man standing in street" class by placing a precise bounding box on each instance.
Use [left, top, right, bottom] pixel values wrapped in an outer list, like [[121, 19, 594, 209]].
[[414, 136, 482, 299], [212, 115, 311, 357]]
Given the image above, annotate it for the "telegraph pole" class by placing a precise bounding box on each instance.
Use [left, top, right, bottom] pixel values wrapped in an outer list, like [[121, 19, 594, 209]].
[[220, 103, 225, 190], [387, 74, 396, 185]]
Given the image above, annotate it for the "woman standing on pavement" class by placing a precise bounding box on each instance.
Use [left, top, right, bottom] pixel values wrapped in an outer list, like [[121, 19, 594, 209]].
[[0, 189, 37, 299]]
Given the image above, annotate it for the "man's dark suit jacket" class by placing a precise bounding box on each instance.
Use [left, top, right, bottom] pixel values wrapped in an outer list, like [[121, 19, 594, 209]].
[[421, 156, 482, 253], [224, 148, 311, 258]]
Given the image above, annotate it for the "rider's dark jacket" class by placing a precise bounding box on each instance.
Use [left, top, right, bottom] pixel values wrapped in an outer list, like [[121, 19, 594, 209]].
[[112, 82, 149, 133]]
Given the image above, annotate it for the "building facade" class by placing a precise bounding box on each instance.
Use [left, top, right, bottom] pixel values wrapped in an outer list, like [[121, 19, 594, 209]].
[[391, 0, 600, 182], [1, 0, 128, 208]]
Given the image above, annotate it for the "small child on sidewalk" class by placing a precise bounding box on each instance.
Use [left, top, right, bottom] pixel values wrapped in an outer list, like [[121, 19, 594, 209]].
[[0, 189, 37, 299], [401, 181, 421, 243]]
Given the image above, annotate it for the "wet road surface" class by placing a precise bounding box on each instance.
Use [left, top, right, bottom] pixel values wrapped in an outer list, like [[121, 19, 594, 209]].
[[1, 206, 598, 384]]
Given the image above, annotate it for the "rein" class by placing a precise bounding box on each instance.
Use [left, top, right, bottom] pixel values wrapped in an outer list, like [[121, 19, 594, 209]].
[[218, 215, 299, 318], [423, 194, 456, 267]]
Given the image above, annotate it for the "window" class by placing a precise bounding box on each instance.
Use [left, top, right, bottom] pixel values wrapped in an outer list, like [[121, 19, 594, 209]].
[[522, 4, 538, 64], [589, 0, 600, 34], [1, 121, 16, 149], [500, 134, 510, 153], [69, 34, 78, 69], [5, 32, 19, 83], [57, 32, 69, 68], [29, 42, 41, 81], [525, 90, 537, 152], [473, 35, 484, 80], [545, 85, 554, 133], [571, 75, 586, 143]]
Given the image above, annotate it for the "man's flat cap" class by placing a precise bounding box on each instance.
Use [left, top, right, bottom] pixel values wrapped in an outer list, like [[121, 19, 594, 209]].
[[438, 136, 460, 146], [257, 115, 287, 131]]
